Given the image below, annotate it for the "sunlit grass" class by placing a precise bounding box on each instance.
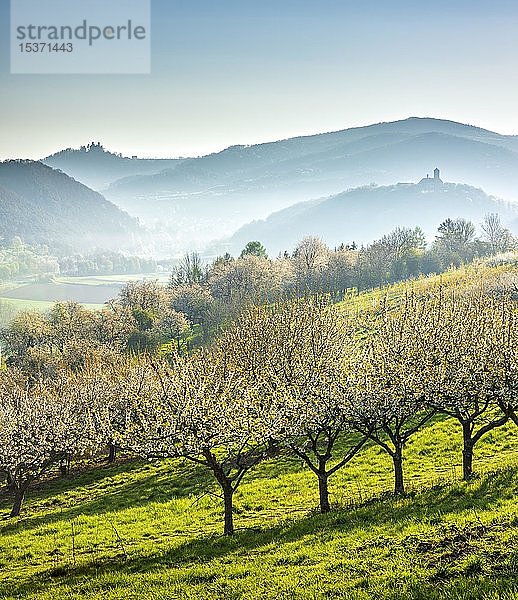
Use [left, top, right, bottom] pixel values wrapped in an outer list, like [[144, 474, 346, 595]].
[[1, 417, 518, 599], [0, 257, 517, 598]]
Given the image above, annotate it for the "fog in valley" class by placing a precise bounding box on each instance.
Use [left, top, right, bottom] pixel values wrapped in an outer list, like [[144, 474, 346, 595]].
[[1, 117, 518, 311]]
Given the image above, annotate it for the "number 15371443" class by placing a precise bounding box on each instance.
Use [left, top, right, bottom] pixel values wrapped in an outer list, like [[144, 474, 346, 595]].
[[19, 43, 73, 53]]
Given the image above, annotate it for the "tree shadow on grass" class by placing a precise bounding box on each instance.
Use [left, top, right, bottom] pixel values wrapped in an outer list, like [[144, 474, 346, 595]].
[[4, 467, 518, 599], [0, 459, 214, 535], [0, 446, 325, 536]]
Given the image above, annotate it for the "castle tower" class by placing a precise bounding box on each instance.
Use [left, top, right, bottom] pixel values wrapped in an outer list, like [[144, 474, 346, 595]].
[[418, 167, 443, 186]]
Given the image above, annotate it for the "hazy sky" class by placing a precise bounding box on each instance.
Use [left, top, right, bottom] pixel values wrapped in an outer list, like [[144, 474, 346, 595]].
[[1, 0, 518, 159]]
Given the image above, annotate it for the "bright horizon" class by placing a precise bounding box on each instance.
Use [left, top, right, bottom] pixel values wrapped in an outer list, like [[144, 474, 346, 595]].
[[4, 115, 518, 162], [2, 0, 518, 160]]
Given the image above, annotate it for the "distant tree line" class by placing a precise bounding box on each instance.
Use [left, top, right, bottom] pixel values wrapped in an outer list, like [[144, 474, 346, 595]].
[[58, 252, 172, 277], [0, 237, 59, 281], [1, 214, 515, 362], [160, 213, 517, 342], [0, 238, 176, 282]]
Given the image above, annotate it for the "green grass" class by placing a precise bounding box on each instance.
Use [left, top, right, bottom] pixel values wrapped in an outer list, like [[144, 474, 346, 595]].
[[1, 259, 518, 599], [337, 259, 518, 316], [2, 417, 518, 600], [0, 297, 104, 313], [0, 297, 63, 312]]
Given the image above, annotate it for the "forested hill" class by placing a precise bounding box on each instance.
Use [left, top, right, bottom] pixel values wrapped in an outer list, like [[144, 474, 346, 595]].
[[41, 119, 518, 248], [0, 160, 140, 252], [229, 181, 517, 255], [43, 143, 182, 190]]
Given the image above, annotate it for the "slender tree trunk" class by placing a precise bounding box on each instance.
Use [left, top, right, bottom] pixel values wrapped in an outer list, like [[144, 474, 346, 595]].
[[462, 423, 474, 480], [393, 450, 405, 495], [318, 472, 331, 513], [108, 443, 117, 464], [59, 455, 71, 477], [10, 487, 25, 518], [222, 482, 234, 536], [204, 449, 236, 536]]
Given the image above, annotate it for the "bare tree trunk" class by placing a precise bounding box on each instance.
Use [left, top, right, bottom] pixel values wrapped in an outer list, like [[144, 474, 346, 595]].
[[222, 482, 234, 536], [318, 472, 331, 513], [462, 423, 474, 480], [203, 449, 235, 536], [108, 443, 117, 464], [393, 451, 405, 495], [10, 488, 25, 518], [509, 411, 518, 428], [59, 455, 71, 477]]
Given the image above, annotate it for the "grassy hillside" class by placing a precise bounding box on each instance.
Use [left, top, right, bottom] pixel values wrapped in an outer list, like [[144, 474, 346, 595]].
[[1, 418, 518, 600], [1, 258, 517, 600], [337, 255, 518, 316]]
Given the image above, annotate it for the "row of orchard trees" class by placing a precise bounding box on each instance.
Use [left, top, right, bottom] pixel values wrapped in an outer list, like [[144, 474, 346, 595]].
[[0, 284, 516, 534]]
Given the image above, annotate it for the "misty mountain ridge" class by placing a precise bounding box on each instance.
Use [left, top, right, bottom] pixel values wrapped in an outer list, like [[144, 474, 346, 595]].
[[32, 117, 518, 252], [226, 175, 517, 256], [43, 142, 183, 191], [0, 160, 141, 253], [86, 117, 518, 245], [103, 117, 518, 190]]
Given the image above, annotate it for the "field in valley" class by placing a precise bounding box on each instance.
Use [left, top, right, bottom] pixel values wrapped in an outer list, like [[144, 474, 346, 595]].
[[0, 259, 517, 600], [0, 273, 171, 316]]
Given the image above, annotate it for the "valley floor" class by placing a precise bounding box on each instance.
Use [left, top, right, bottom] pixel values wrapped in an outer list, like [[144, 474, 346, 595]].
[[0, 273, 171, 316]]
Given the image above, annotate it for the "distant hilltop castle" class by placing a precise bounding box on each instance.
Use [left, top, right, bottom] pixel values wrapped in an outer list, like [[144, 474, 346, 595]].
[[418, 167, 443, 186], [397, 168, 444, 188]]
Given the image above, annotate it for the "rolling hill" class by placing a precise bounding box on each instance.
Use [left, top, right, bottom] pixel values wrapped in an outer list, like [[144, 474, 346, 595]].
[[0, 161, 141, 252], [1, 261, 518, 600], [227, 180, 517, 255], [43, 142, 182, 191], [97, 118, 518, 245], [36, 118, 518, 252]]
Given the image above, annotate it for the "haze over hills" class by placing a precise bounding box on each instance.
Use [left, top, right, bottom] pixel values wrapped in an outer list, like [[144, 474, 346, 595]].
[[77, 117, 518, 246], [0, 161, 141, 253], [227, 177, 518, 256], [13, 116, 518, 254], [43, 142, 182, 191]]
